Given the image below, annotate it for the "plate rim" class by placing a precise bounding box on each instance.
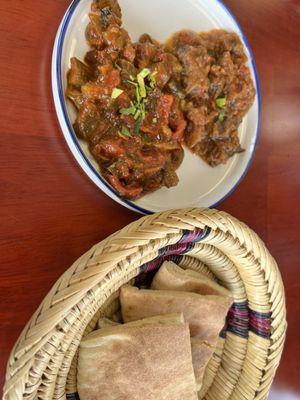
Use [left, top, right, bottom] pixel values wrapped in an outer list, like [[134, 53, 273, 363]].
[[51, 0, 261, 215]]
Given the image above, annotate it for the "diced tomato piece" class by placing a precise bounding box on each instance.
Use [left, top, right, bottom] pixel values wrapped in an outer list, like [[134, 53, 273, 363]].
[[172, 119, 187, 142], [94, 139, 126, 159], [107, 175, 143, 199], [157, 94, 174, 125]]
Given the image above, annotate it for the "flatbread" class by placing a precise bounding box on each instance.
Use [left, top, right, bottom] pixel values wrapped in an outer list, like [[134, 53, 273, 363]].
[[120, 286, 232, 343], [190, 338, 215, 388], [97, 317, 119, 329], [152, 261, 231, 297], [120, 286, 232, 389], [78, 314, 198, 400], [151, 262, 232, 388]]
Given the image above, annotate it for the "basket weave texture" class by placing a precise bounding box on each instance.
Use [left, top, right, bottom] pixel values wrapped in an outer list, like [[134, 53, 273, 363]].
[[3, 208, 286, 400]]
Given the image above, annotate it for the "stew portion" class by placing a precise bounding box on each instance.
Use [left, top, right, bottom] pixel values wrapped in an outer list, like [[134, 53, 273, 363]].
[[67, 0, 255, 199], [167, 30, 256, 166]]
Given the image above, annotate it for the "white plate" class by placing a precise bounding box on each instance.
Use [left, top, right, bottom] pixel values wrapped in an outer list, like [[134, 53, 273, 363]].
[[52, 0, 261, 215]]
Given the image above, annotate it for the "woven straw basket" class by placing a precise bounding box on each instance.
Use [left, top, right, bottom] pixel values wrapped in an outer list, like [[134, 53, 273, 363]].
[[4, 208, 286, 400]]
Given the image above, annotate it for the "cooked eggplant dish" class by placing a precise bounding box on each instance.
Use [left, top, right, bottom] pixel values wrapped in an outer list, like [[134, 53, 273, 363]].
[[67, 0, 255, 199]]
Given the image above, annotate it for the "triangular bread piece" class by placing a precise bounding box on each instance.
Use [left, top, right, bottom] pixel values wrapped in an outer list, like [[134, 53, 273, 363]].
[[151, 262, 232, 388], [120, 286, 231, 343], [78, 314, 198, 400], [152, 261, 231, 297], [120, 286, 232, 389]]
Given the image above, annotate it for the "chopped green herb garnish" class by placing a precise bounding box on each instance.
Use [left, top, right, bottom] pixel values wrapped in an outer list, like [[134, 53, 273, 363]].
[[135, 85, 141, 104], [149, 71, 157, 89], [115, 63, 121, 71], [139, 68, 151, 79], [216, 97, 227, 108], [121, 125, 131, 137], [136, 68, 151, 99], [119, 125, 131, 138], [134, 109, 141, 120], [118, 69, 154, 135], [216, 96, 227, 121], [120, 105, 136, 116], [111, 88, 123, 99], [218, 110, 226, 122], [126, 79, 137, 87], [137, 74, 147, 98], [140, 101, 146, 118], [134, 116, 143, 136]]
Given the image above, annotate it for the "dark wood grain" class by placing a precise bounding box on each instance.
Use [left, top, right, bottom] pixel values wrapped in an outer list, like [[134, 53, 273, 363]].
[[0, 0, 299, 398]]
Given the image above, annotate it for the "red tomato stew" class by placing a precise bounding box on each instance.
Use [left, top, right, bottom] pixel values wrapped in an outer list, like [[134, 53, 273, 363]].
[[66, 0, 255, 200]]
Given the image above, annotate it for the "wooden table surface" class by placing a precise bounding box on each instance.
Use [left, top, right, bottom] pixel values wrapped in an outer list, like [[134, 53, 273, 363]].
[[0, 0, 299, 398]]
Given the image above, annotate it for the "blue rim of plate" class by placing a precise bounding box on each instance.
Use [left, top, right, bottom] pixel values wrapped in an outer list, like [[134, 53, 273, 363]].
[[54, 0, 261, 215]]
